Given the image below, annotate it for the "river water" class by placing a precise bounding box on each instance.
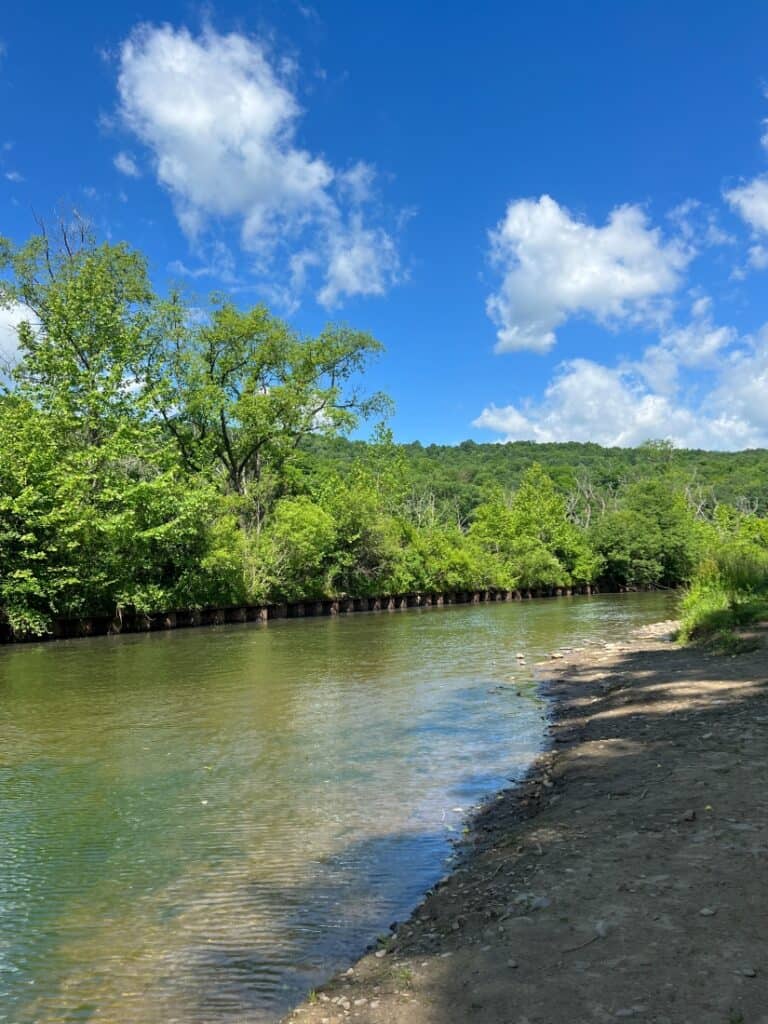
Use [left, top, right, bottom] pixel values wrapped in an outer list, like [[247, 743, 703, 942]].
[[0, 592, 674, 1023]]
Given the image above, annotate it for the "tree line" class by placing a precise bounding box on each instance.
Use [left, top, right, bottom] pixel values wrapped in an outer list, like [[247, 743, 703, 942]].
[[1, 223, 767, 638]]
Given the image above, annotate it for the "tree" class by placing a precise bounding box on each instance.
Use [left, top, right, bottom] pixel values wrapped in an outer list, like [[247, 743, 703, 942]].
[[1, 216, 154, 438], [145, 296, 390, 526]]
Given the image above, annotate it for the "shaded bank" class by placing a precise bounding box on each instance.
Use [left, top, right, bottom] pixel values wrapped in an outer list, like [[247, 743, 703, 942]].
[[0, 582, 656, 645], [284, 620, 768, 1024]]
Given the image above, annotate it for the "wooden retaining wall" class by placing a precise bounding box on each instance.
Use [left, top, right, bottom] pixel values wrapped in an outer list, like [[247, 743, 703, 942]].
[[0, 582, 659, 645]]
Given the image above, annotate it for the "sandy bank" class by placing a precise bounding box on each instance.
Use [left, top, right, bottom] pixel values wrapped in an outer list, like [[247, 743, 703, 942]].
[[282, 620, 768, 1024]]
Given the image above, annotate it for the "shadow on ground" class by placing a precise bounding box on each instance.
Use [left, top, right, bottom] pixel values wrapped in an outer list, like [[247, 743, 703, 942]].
[[282, 625, 768, 1024]]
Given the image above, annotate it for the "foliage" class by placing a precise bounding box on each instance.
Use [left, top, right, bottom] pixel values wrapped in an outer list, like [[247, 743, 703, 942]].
[[678, 518, 768, 647], [2, 224, 768, 638]]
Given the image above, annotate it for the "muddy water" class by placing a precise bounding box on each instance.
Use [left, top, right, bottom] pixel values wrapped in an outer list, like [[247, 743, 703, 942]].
[[0, 592, 674, 1023]]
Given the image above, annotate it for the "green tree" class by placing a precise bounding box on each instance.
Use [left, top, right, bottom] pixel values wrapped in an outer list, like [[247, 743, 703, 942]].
[[145, 296, 390, 526]]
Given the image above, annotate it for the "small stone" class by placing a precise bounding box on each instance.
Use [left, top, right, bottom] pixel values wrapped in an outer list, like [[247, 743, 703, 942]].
[[740, 967, 757, 977], [370, 1001, 380, 1009], [507, 959, 519, 968], [682, 809, 696, 822], [374, 949, 386, 958], [699, 906, 717, 917]]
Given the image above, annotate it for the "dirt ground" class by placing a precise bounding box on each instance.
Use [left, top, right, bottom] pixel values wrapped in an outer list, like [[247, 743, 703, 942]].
[[282, 620, 768, 1024]]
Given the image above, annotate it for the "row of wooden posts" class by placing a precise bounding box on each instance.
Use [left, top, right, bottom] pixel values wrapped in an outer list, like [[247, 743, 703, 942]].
[[0, 584, 613, 643]]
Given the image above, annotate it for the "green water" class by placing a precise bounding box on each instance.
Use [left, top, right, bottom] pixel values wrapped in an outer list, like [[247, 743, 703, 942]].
[[0, 593, 674, 1023]]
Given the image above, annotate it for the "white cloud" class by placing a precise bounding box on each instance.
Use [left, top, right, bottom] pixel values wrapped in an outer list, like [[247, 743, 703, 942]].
[[474, 291, 768, 451], [637, 302, 736, 393], [709, 333, 768, 437], [725, 175, 768, 233], [114, 151, 141, 177], [317, 214, 401, 307], [473, 352, 766, 450], [485, 195, 690, 353], [4, 170, 23, 183], [748, 243, 768, 270], [668, 199, 735, 248], [116, 23, 400, 306], [168, 240, 238, 283], [338, 161, 376, 205], [0, 303, 35, 365]]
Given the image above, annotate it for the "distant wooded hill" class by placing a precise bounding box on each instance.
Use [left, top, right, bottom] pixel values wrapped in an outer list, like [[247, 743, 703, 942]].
[[303, 438, 768, 520]]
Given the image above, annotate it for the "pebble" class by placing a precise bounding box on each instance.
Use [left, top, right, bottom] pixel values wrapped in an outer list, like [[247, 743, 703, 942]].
[[507, 959, 519, 968], [374, 949, 386, 958], [682, 809, 696, 822], [740, 967, 757, 977], [699, 907, 717, 916]]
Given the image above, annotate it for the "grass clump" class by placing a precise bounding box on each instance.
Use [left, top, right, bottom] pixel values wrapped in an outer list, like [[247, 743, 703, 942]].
[[679, 545, 768, 649]]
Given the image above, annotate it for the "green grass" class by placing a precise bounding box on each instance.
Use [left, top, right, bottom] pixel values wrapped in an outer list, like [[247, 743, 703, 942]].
[[678, 547, 768, 651]]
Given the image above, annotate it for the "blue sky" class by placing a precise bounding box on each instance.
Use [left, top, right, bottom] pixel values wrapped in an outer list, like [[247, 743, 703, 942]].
[[3, 1, 768, 449]]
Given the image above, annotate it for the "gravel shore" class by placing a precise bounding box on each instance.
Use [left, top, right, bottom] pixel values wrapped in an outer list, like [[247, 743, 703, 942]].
[[282, 619, 768, 1024]]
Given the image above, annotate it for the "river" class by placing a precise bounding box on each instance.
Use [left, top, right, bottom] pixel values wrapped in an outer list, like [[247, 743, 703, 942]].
[[0, 592, 674, 1023]]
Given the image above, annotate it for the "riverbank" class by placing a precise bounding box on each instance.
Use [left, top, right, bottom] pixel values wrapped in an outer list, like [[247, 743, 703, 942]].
[[283, 620, 768, 1024], [0, 583, 621, 644]]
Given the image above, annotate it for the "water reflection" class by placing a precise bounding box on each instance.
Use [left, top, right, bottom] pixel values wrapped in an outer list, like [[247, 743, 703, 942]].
[[0, 593, 674, 1023]]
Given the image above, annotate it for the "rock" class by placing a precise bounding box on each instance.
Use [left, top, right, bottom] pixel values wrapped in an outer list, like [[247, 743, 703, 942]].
[[740, 967, 757, 977], [507, 959, 519, 968], [698, 907, 717, 916], [374, 949, 386, 958], [682, 809, 696, 822]]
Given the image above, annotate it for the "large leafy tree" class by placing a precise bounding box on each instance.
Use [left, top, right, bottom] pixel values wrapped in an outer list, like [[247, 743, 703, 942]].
[[145, 296, 390, 526]]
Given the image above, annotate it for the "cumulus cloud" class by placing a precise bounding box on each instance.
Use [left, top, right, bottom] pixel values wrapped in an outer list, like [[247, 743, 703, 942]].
[[473, 350, 767, 450], [637, 301, 737, 394], [473, 287, 768, 453], [748, 243, 768, 270], [113, 151, 141, 177], [317, 215, 401, 307], [485, 195, 690, 353], [725, 175, 768, 233], [4, 170, 23, 182], [115, 23, 400, 307]]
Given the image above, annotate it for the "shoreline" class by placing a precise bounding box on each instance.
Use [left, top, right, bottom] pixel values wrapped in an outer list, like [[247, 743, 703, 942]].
[[282, 619, 768, 1024], [0, 584, 656, 646]]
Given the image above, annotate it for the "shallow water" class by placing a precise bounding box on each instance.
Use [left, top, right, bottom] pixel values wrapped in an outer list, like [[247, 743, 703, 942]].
[[0, 592, 674, 1023]]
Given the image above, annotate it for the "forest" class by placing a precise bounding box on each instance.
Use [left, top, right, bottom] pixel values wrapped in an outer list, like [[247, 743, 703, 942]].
[[1, 224, 767, 639]]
